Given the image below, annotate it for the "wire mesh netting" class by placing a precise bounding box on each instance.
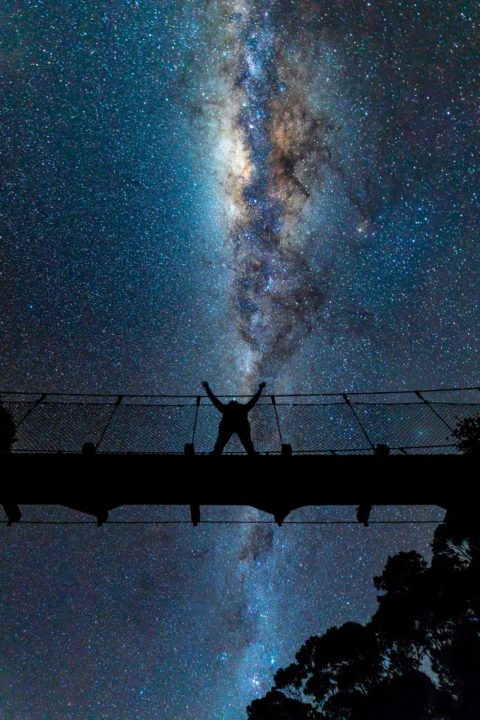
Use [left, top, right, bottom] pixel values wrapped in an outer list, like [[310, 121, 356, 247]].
[[276, 403, 367, 452], [2, 388, 479, 455]]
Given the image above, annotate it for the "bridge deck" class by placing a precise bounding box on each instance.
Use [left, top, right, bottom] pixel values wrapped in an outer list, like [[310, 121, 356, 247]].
[[1, 454, 476, 525]]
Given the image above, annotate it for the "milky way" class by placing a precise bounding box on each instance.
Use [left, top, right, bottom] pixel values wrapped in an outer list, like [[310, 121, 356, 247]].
[[189, 0, 479, 391], [212, 0, 337, 385]]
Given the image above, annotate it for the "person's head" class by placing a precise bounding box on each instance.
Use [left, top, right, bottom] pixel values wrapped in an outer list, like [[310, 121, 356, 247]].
[[227, 400, 240, 408]]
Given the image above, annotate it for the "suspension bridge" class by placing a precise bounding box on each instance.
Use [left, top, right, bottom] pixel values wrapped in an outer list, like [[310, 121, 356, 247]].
[[1, 385, 479, 526]]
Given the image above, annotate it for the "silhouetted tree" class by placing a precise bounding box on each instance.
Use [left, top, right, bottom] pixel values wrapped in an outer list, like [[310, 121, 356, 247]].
[[0, 402, 16, 453], [452, 413, 480, 455], [429, 510, 480, 720], [247, 690, 321, 720], [247, 509, 479, 720]]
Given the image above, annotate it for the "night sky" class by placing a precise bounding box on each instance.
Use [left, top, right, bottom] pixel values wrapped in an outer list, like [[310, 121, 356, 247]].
[[1, 1, 478, 718], [0, 505, 445, 720], [1, 0, 478, 392]]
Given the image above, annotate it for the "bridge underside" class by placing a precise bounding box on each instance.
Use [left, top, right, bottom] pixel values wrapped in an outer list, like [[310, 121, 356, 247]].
[[1, 454, 477, 526]]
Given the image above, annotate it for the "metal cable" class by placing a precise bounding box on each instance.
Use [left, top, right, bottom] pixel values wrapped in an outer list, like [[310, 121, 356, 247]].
[[3, 387, 478, 455], [0, 519, 444, 526]]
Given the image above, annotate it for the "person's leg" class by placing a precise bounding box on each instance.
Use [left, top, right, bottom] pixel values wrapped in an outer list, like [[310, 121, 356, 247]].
[[212, 426, 233, 455], [237, 425, 257, 456]]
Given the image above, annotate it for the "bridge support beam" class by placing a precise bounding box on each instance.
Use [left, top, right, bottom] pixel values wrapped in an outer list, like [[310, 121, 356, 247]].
[[0, 454, 477, 525]]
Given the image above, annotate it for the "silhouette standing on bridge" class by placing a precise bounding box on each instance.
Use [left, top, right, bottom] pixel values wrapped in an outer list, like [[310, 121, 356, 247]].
[[202, 381, 266, 455]]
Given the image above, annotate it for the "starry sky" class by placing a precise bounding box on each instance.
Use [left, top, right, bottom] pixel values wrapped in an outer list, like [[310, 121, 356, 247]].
[[1, 0, 479, 393], [0, 505, 445, 720], [0, 1, 478, 718]]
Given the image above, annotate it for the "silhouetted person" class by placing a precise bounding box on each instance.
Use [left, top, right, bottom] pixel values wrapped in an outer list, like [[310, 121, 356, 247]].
[[202, 381, 266, 455]]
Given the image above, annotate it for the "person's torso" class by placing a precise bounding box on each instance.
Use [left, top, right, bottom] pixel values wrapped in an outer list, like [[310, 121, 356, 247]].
[[221, 404, 249, 427]]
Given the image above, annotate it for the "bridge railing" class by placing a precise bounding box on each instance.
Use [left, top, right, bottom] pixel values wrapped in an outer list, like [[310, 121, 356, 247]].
[[1, 387, 479, 455]]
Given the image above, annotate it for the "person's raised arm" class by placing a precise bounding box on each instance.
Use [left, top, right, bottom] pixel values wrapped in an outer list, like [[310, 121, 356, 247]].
[[202, 381, 224, 411], [245, 382, 266, 411]]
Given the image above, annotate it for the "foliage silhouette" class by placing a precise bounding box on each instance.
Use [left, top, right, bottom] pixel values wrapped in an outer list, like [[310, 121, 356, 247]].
[[247, 509, 480, 720], [0, 402, 16, 453], [452, 413, 480, 455]]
